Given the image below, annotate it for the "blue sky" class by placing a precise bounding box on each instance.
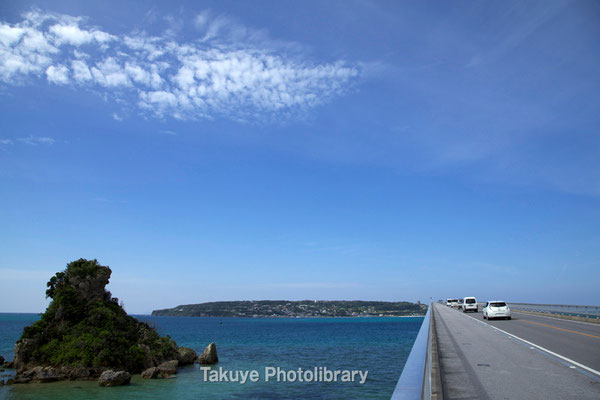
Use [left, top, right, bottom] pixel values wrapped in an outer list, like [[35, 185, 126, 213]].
[[1, 1, 599, 313]]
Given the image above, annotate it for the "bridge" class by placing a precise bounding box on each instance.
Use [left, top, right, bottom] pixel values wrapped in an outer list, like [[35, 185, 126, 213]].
[[392, 302, 600, 399]]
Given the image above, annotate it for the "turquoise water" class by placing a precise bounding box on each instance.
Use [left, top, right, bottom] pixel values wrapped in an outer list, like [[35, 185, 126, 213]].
[[0, 313, 422, 399]]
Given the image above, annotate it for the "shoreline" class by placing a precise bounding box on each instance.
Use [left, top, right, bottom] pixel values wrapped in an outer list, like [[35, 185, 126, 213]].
[[1, 312, 426, 318], [146, 314, 426, 318]]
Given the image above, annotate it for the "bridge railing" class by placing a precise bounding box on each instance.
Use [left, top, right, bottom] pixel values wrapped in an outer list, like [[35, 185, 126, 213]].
[[507, 303, 600, 319], [391, 304, 432, 400]]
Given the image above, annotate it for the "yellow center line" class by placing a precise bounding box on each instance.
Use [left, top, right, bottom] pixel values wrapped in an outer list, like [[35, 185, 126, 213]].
[[522, 319, 600, 339]]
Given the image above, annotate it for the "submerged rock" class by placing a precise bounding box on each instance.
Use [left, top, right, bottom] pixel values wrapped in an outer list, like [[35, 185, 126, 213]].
[[177, 347, 197, 365], [0, 355, 4, 365], [141, 367, 159, 379], [14, 375, 32, 384], [143, 360, 180, 379], [3, 361, 14, 369], [197, 342, 218, 364], [13, 366, 93, 383], [157, 360, 178, 377], [30, 366, 60, 383], [98, 370, 131, 387], [62, 366, 92, 380]]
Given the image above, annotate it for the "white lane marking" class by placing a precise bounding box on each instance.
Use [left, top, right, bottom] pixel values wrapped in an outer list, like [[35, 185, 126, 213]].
[[454, 308, 600, 378], [512, 310, 600, 327]]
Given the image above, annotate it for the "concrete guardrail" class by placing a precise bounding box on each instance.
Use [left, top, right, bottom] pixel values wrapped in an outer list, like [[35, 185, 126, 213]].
[[507, 302, 600, 319]]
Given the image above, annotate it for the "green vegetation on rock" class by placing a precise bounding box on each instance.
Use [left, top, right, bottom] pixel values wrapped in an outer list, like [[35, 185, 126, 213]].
[[16, 259, 178, 373]]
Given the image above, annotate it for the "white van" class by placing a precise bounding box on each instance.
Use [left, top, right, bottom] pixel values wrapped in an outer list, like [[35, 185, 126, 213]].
[[462, 296, 478, 312]]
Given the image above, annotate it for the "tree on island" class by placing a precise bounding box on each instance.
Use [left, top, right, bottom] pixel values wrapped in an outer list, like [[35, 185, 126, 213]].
[[14, 258, 180, 379]]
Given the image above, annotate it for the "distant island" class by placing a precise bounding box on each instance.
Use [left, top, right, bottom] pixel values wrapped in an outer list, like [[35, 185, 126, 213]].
[[152, 300, 427, 317]]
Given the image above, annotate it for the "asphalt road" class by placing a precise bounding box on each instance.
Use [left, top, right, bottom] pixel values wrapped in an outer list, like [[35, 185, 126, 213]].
[[434, 303, 600, 400], [472, 308, 600, 373]]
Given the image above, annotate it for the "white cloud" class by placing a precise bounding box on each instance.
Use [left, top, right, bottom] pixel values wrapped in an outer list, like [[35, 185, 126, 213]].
[[37, 137, 55, 144], [91, 57, 131, 87], [0, 9, 359, 122], [18, 135, 55, 145], [0, 25, 25, 46], [112, 113, 123, 121], [71, 59, 91, 82], [139, 90, 178, 115], [0, 139, 13, 144], [49, 23, 109, 46], [20, 28, 56, 55], [124, 62, 150, 85], [46, 64, 69, 84]]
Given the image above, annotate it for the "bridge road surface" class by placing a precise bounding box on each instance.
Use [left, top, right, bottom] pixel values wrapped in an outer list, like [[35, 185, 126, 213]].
[[434, 303, 600, 400], [473, 308, 600, 373]]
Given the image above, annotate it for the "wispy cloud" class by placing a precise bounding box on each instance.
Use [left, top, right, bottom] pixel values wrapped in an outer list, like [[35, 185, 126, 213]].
[[93, 197, 112, 203], [0, 9, 359, 122], [17, 135, 55, 145], [193, 9, 272, 46], [0, 139, 13, 145]]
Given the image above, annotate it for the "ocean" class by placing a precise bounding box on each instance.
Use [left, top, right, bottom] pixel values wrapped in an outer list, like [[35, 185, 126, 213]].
[[0, 313, 422, 399]]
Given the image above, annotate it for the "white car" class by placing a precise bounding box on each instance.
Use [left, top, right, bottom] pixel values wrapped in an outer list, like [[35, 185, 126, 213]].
[[483, 301, 511, 320], [462, 296, 478, 313]]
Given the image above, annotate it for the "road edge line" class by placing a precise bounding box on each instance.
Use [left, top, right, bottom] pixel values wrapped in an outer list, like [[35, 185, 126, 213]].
[[458, 310, 600, 377]]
